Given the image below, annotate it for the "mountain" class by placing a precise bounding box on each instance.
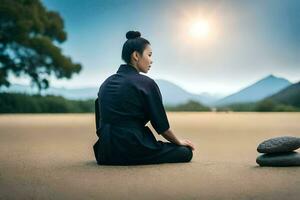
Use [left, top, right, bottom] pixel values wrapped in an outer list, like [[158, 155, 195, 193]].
[[0, 80, 222, 105], [265, 81, 300, 108], [215, 74, 292, 106], [0, 84, 99, 100], [155, 79, 221, 106]]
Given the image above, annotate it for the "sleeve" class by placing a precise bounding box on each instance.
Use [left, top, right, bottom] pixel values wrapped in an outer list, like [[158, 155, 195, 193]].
[[144, 80, 170, 134], [95, 97, 101, 137]]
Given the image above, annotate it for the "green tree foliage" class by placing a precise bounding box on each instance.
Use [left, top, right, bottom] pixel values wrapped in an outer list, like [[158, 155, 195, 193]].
[[166, 100, 211, 112], [0, 0, 82, 91], [216, 102, 256, 112], [255, 100, 276, 112], [255, 99, 299, 112], [0, 92, 94, 113], [216, 100, 299, 112]]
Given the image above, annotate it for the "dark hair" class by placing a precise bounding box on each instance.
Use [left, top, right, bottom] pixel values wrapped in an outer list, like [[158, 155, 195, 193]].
[[121, 31, 150, 64]]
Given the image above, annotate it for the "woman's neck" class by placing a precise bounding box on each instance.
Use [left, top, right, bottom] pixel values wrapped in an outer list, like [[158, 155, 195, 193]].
[[128, 63, 140, 72]]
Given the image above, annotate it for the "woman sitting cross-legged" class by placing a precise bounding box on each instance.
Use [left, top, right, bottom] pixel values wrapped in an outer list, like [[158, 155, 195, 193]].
[[93, 31, 195, 165]]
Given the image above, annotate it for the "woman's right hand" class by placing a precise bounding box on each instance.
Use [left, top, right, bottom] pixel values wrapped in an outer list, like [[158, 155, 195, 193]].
[[161, 129, 195, 151], [179, 139, 195, 151]]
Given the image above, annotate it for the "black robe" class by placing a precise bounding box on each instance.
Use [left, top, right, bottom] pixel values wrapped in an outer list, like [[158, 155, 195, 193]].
[[93, 64, 179, 165]]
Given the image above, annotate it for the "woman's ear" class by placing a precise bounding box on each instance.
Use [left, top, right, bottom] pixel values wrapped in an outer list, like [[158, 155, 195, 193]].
[[132, 51, 139, 62]]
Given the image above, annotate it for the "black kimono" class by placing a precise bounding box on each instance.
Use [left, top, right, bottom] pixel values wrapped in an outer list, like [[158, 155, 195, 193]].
[[93, 64, 192, 165]]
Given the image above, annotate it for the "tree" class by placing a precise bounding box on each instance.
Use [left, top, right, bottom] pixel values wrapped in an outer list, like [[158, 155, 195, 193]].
[[166, 100, 211, 112], [0, 0, 82, 91], [255, 100, 276, 112]]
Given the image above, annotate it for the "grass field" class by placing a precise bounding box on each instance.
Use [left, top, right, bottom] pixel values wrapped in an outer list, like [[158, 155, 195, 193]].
[[0, 113, 299, 200]]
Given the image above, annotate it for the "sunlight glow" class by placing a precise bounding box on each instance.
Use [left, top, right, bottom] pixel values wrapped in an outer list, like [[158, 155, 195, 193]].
[[189, 20, 211, 39]]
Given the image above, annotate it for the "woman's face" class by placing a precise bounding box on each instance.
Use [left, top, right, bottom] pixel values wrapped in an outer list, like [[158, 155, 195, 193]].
[[136, 44, 153, 73]]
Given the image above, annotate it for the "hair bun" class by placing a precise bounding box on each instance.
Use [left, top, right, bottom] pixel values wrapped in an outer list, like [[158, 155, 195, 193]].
[[126, 31, 141, 40]]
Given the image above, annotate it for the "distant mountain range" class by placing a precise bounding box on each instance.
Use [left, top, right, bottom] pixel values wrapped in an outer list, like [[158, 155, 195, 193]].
[[155, 79, 221, 106], [266, 81, 300, 108], [0, 74, 297, 107], [0, 79, 223, 106], [214, 75, 292, 106], [0, 84, 99, 100]]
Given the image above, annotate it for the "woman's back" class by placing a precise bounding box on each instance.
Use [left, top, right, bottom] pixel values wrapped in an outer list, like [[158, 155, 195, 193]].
[[98, 64, 149, 126], [93, 31, 194, 165]]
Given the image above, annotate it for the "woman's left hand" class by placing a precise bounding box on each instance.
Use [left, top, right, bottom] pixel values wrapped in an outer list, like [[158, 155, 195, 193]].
[[179, 139, 195, 151]]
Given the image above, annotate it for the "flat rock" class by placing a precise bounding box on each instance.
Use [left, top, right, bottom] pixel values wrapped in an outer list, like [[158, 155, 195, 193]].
[[256, 151, 300, 167], [257, 136, 300, 153]]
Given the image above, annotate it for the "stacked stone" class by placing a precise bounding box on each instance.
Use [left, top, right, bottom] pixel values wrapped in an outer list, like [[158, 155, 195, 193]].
[[256, 136, 300, 167]]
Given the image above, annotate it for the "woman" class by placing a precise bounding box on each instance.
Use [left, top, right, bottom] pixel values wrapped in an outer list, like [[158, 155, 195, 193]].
[[93, 31, 195, 165]]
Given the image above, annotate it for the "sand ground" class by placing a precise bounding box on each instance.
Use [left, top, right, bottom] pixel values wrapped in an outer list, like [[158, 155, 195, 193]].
[[0, 113, 299, 200]]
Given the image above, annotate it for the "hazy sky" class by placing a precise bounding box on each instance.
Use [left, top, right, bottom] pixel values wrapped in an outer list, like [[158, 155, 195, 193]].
[[11, 0, 300, 95]]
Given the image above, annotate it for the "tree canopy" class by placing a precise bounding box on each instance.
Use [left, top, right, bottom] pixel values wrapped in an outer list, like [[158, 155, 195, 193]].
[[0, 0, 82, 90]]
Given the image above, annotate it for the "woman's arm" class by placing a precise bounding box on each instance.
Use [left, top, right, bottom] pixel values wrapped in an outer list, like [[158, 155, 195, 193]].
[[161, 129, 181, 145], [161, 129, 195, 150]]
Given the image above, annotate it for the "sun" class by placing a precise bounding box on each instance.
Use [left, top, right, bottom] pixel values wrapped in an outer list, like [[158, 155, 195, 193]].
[[189, 20, 210, 39]]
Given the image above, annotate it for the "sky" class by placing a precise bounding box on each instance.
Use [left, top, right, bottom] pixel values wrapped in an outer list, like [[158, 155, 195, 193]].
[[10, 0, 300, 95]]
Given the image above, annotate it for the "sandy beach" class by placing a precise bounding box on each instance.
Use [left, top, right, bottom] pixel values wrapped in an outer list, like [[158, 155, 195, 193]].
[[0, 113, 299, 200]]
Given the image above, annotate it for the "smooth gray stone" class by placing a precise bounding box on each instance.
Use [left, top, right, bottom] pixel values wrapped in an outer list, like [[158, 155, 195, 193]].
[[257, 136, 300, 153], [256, 151, 300, 167]]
